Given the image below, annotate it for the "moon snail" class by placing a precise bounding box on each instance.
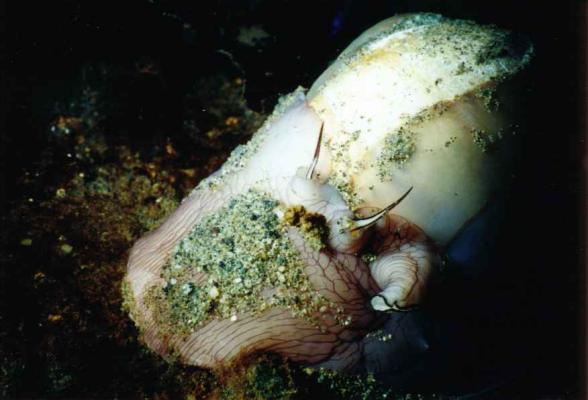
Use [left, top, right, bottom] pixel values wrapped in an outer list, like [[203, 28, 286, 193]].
[[123, 13, 533, 372]]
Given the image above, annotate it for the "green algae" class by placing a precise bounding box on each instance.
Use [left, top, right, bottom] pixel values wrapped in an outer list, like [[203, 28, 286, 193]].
[[471, 128, 505, 153], [219, 355, 297, 400], [411, 17, 532, 78], [376, 102, 450, 181], [149, 189, 340, 335], [375, 82, 514, 181], [475, 86, 501, 112], [218, 353, 452, 400], [304, 368, 393, 400], [379, 127, 417, 168], [444, 136, 458, 148], [327, 175, 362, 210], [325, 129, 364, 208]]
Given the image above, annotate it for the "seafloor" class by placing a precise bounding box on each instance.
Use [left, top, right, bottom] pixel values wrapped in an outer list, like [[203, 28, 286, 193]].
[[1, 1, 584, 399]]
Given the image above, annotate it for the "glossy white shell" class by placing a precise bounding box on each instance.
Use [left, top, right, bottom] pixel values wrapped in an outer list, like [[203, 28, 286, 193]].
[[307, 13, 532, 245]]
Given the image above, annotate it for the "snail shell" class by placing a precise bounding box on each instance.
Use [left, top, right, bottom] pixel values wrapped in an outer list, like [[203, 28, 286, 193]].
[[307, 13, 532, 245]]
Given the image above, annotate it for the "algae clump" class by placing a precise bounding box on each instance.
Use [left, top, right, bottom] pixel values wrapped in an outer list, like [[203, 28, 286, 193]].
[[282, 205, 329, 252]]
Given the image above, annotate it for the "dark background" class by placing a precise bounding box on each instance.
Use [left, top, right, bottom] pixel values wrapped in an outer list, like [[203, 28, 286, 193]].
[[2, 0, 585, 398]]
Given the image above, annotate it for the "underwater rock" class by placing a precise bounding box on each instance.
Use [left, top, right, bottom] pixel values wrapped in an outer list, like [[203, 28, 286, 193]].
[[125, 13, 532, 372]]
